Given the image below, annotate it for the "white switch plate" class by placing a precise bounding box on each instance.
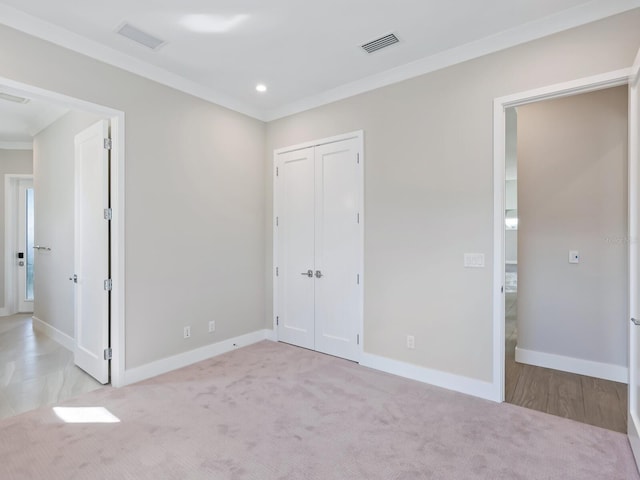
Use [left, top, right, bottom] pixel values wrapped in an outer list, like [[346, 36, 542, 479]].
[[569, 250, 579, 264], [464, 253, 485, 268], [208, 320, 215, 333], [183, 326, 191, 338], [406, 335, 415, 349]]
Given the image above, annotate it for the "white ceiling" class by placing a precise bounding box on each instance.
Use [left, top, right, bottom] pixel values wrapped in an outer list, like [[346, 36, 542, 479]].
[[0, 0, 638, 121], [0, 92, 68, 146]]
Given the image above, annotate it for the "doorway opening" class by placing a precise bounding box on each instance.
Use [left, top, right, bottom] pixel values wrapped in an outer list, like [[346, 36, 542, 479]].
[[0, 77, 125, 419], [502, 87, 628, 433]]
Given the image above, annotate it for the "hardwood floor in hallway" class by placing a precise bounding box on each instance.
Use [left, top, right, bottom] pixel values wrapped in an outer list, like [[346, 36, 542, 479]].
[[505, 292, 628, 433], [0, 314, 104, 420]]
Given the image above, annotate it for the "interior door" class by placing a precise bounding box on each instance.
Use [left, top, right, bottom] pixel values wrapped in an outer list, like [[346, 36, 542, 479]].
[[17, 179, 34, 313], [629, 47, 640, 465], [73, 120, 110, 384], [277, 147, 315, 350], [314, 139, 361, 361]]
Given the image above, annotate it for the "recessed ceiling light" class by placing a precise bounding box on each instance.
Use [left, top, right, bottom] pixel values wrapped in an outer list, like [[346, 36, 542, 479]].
[[256, 84, 267, 93], [180, 14, 248, 33]]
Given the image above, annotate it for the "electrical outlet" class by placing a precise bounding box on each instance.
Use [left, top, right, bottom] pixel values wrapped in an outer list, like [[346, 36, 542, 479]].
[[406, 335, 415, 349], [183, 326, 191, 339], [208, 320, 215, 333]]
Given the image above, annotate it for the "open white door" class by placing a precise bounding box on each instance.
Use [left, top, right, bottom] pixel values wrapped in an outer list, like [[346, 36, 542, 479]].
[[73, 120, 110, 384], [629, 46, 640, 466]]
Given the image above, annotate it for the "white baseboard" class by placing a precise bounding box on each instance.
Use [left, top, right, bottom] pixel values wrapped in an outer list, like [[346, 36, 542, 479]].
[[360, 352, 498, 402], [31, 316, 74, 352], [264, 328, 277, 341], [515, 346, 628, 384], [122, 329, 273, 386]]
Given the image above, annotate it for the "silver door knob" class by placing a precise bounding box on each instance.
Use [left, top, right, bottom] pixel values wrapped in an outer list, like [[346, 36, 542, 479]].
[[69, 274, 77, 283], [300, 270, 313, 278], [632, 318, 640, 326], [315, 270, 323, 278]]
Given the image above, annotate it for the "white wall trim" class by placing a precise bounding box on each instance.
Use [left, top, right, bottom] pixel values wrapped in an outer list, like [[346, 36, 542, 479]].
[[32, 315, 74, 352], [515, 346, 628, 384], [122, 329, 273, 386], [264, 0, 640, 121], [493, 68, 633, 402], [361, 352, 498, 402], [0, 142, 32, 150], [0, 77, 127, 389]]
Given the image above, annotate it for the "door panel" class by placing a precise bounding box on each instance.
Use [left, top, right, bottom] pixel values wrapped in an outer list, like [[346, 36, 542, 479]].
[[277, 147, 315, 349], [17, 180, 34, 313], [314, 139, 360, 361], [74, 120, 110, 384]]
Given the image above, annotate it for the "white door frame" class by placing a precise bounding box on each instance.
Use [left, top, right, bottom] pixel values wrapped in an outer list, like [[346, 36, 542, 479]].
[[492, 68, 632, 402], [3, 174, 34, 316], [0, 76, 126, 388], [273, 130, 365, 361]]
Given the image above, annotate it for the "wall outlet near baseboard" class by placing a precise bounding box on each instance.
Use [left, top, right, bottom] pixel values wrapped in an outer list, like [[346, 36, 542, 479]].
[[406, 335, 415, 349], [208, 320, 215, 333], [183, 326, 191, 339]]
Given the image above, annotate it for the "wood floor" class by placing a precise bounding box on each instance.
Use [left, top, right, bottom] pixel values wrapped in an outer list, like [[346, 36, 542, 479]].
[[505, 292, 628, 433], [0, 314, 104, 420]]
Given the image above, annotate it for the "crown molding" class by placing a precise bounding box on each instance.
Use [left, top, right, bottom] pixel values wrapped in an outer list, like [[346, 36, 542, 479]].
[[264, 0, 640, 121], [0, 141, 32, 150], [0, 3, 266, 121], [0, 1, 637, 123]]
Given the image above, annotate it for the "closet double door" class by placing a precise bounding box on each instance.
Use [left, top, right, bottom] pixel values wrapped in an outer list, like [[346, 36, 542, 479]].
[[275, 135, 362, 362]]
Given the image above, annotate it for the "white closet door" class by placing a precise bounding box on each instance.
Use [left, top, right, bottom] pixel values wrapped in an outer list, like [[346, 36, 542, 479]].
[[314, 138, 361, 361], [277, 147, 315, 349]]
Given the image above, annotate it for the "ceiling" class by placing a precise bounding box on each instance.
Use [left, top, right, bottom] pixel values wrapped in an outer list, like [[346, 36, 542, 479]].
[[0, 0, 638, 122], [0, 92, 68, 146]]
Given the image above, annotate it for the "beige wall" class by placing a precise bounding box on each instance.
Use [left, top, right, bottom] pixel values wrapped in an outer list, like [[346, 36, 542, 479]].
[[0, 24, 266, 369], [266, 10, 640, 382], [0, 149, 33, 310], [517, 87, 628, 367], [33, 110, 104, 337]]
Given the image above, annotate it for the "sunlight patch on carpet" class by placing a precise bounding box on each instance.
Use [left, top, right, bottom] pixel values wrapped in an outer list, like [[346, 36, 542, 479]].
[[53, 406, 120, 424]]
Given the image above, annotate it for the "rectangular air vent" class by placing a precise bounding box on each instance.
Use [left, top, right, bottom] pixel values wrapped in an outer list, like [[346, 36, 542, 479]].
[[361, 33, 399, 54], [0, 92, 30, 104], [116, 23, 165, 50]]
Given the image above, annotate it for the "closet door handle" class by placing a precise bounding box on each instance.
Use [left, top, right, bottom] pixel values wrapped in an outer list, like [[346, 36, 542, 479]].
[[300, 270, 313, 278], [315, 270, 323, 278], [632, 318, 640, 326]]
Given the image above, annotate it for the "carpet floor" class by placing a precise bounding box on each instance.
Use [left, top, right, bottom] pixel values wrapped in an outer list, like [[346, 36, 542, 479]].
[[0, 340, 637, 479]]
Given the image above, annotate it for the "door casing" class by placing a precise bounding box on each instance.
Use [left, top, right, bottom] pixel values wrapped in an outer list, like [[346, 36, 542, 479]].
[[273, 130, 364, 361], [492, 68, 633, 403]]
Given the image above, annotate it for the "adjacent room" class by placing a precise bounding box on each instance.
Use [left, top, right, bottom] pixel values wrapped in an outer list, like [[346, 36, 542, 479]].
[[0, 1, 640, 478]]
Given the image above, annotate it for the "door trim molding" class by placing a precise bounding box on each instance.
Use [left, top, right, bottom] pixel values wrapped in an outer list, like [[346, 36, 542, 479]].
[[492, 68, 632, 403], [273, 130, 364, 362], [0, 76, 126, 388]]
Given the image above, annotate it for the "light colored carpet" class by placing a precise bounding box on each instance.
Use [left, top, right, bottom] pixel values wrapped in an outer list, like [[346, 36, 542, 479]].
[[0, 340, 637, 479]]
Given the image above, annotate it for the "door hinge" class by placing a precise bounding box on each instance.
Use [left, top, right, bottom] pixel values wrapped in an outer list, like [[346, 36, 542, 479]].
[[276, 216, 279, 227], [103, 138, 112, 150], [501, 286, 504, 293], [357, 153, 360, 164], [104, 208, 113, 220], [276, 267, 279, 277], [104, 348, 112, 360], [357, 213, 360, 224], [357, 274, 360, 285], [276, 316, 279, 326], [104, 278, 113, 291], [357, 334, 360, 345], [276, 167, 279, 177]]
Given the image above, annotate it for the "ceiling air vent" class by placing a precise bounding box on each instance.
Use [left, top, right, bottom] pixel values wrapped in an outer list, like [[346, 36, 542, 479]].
[[0, 92, 30, 104], [116, 23, 165, 50], [361, 33, 399, 54]]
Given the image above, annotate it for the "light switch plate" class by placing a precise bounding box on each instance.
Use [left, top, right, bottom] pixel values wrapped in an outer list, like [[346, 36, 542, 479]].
[[464, 253, 485, 268], [569, 250, 579, 264]]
